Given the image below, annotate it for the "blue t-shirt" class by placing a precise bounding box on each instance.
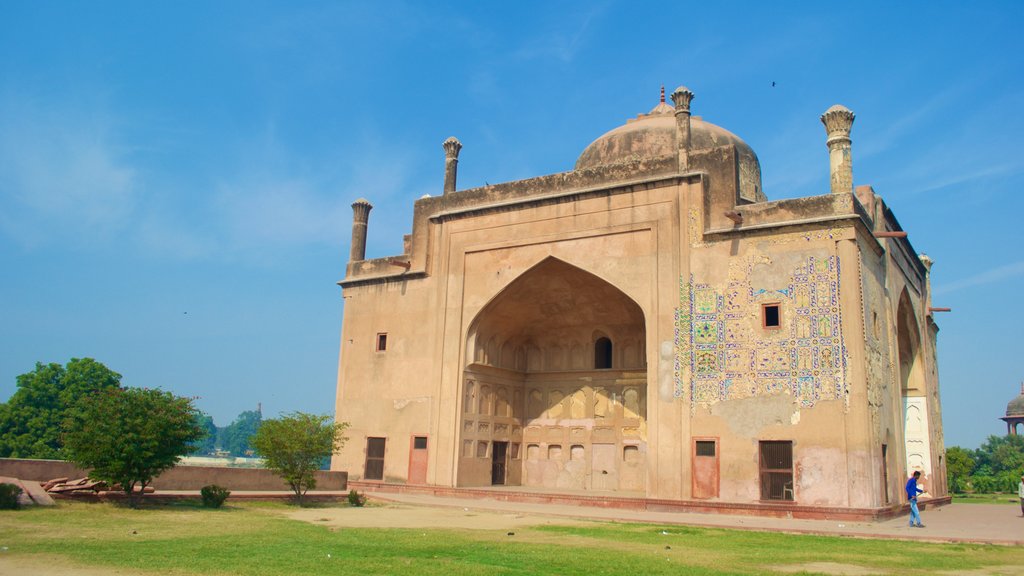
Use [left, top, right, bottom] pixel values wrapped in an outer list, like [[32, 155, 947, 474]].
[[905, 476, 922, 500]]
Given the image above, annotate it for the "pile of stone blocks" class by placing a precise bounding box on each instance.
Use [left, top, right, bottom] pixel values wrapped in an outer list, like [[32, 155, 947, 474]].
[[43, 477, 156, 496], [0, 476, 55, 506], [43, 477, 108, 494]]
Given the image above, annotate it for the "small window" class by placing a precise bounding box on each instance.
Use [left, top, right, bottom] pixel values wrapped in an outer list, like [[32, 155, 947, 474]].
[[510, 443, 521, 460], [623, 445, 640, 462], [548, 444, 562, 460], [413, 436, 427, 450], [595, 337, 612, 369], [476, 441, 489, 458], [695, 440, 716, 457], [376, 333, 388, 351], [762, 304, 781, 329]]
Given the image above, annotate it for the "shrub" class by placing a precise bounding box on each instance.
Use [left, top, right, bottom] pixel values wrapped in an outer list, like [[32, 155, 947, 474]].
[[347, 489, 366, 507], [200, 484, 231, 508], [0, 483, 23, 510]]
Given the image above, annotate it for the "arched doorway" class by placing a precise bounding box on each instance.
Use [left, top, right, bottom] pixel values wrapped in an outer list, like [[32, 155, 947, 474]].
[[897, 289, 931, 482], [458, 257, 647, 492]]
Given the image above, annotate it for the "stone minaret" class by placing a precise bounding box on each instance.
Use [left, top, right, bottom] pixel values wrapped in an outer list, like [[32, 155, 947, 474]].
[[820, 105, 856, 195], [443, 136, 462, 195], [670, 86, 695, 171], [349, 198, 373, 262]]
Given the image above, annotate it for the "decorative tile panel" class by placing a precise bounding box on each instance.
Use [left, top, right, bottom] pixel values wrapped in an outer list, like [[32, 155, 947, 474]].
[[674, 255, 848, 409]]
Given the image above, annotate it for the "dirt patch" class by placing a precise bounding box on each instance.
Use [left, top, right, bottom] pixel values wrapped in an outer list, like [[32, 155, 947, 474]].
[[770, 562, 881, 575], [283, 501, 592, 531]]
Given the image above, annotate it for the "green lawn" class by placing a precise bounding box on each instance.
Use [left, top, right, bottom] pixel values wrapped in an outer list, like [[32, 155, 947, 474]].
[[951, 493, 1020, 505], [1, 500, 1023, 575]]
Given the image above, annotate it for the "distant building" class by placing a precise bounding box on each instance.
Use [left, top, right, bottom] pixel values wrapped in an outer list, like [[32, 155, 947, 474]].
[[1000, 383, 1024, 435], [331, 85, 947, 513]]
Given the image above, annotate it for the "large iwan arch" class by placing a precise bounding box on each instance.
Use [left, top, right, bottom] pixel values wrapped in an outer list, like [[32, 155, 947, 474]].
[[458, 257, 648, 491]]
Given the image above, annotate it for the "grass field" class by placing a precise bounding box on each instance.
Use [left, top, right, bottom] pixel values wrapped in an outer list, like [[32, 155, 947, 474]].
[[1, 500, 1023, 575], [952, 493, 1020, 505]]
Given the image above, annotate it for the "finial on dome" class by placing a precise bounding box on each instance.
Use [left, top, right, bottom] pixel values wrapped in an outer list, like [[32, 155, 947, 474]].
[[660, 85, 665, 104]]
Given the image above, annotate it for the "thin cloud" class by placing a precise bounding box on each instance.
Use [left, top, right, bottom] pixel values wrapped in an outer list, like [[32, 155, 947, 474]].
[[0, 95, 137, 248], [203, 125, 420, 263], [903, 161, 1021, 197], [513, 3, 608, 64], [857, 83, 967, 160], [933, 261, 1024, 295]]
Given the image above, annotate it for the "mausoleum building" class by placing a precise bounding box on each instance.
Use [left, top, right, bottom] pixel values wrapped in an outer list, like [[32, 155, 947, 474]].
[[331, 85, 947, 513]]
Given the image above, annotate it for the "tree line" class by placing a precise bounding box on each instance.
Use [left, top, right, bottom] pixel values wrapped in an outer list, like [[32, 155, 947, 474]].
[[946, 435, 1024, 494], [0, 358, 346, 505], [0, 358, 264, 460], [192, 409, 263, 458]]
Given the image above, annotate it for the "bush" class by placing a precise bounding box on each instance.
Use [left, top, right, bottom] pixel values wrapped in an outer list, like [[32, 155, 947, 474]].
[[200, 484, 231, 508], [0, 483, 23, 510], [347, 489, 366, 507]]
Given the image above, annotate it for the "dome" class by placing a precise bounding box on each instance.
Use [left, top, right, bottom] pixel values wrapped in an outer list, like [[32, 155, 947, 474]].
[[575, 107, 758, 171], [1007, 387, 1024, 417]]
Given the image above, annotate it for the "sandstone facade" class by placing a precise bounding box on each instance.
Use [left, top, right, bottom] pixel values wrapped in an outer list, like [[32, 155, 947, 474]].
[[331, 86, 946, 512]]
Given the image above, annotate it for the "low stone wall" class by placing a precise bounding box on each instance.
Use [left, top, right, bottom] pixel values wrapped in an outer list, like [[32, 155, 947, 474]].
[[0, 458, 347, 491]]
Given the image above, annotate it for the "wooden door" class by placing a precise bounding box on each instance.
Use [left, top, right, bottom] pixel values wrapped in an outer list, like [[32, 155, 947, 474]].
[[364, 437, 386, 481], [692, 438, 719, 499], [491, 441, 508, 485], [408, 436, 428, 484]]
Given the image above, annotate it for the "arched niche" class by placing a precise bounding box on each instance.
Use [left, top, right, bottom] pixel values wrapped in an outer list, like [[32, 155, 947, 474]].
[[896, 289, 924, 394], [466, 257, 646, 372], [898, 288, 933, 479], [460, 257, 648, 490]]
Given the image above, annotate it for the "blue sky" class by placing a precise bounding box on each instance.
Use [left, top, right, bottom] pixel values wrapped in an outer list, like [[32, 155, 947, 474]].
[[1, 2, 1020, 448]]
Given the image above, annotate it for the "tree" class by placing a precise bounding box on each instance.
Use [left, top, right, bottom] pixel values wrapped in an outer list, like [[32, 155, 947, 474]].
[[190, 411, 218, 455], [968, 434, 1024, 493], [62, 387, 203, 504], [0, 358, 121, 459], [975, 434, 1024, 475], [251, 412, 348, 505], [221, 409, 262, 457], [944, 446, 975, 493]]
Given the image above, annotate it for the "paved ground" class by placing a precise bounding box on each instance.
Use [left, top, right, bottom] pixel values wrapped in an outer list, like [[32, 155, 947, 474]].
[[363, 491, 1024, 546]]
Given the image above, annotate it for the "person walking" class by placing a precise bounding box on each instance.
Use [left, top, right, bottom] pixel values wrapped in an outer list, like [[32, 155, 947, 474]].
[[1018, 473, 1023, 517], [905, 470, 924, 528]]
